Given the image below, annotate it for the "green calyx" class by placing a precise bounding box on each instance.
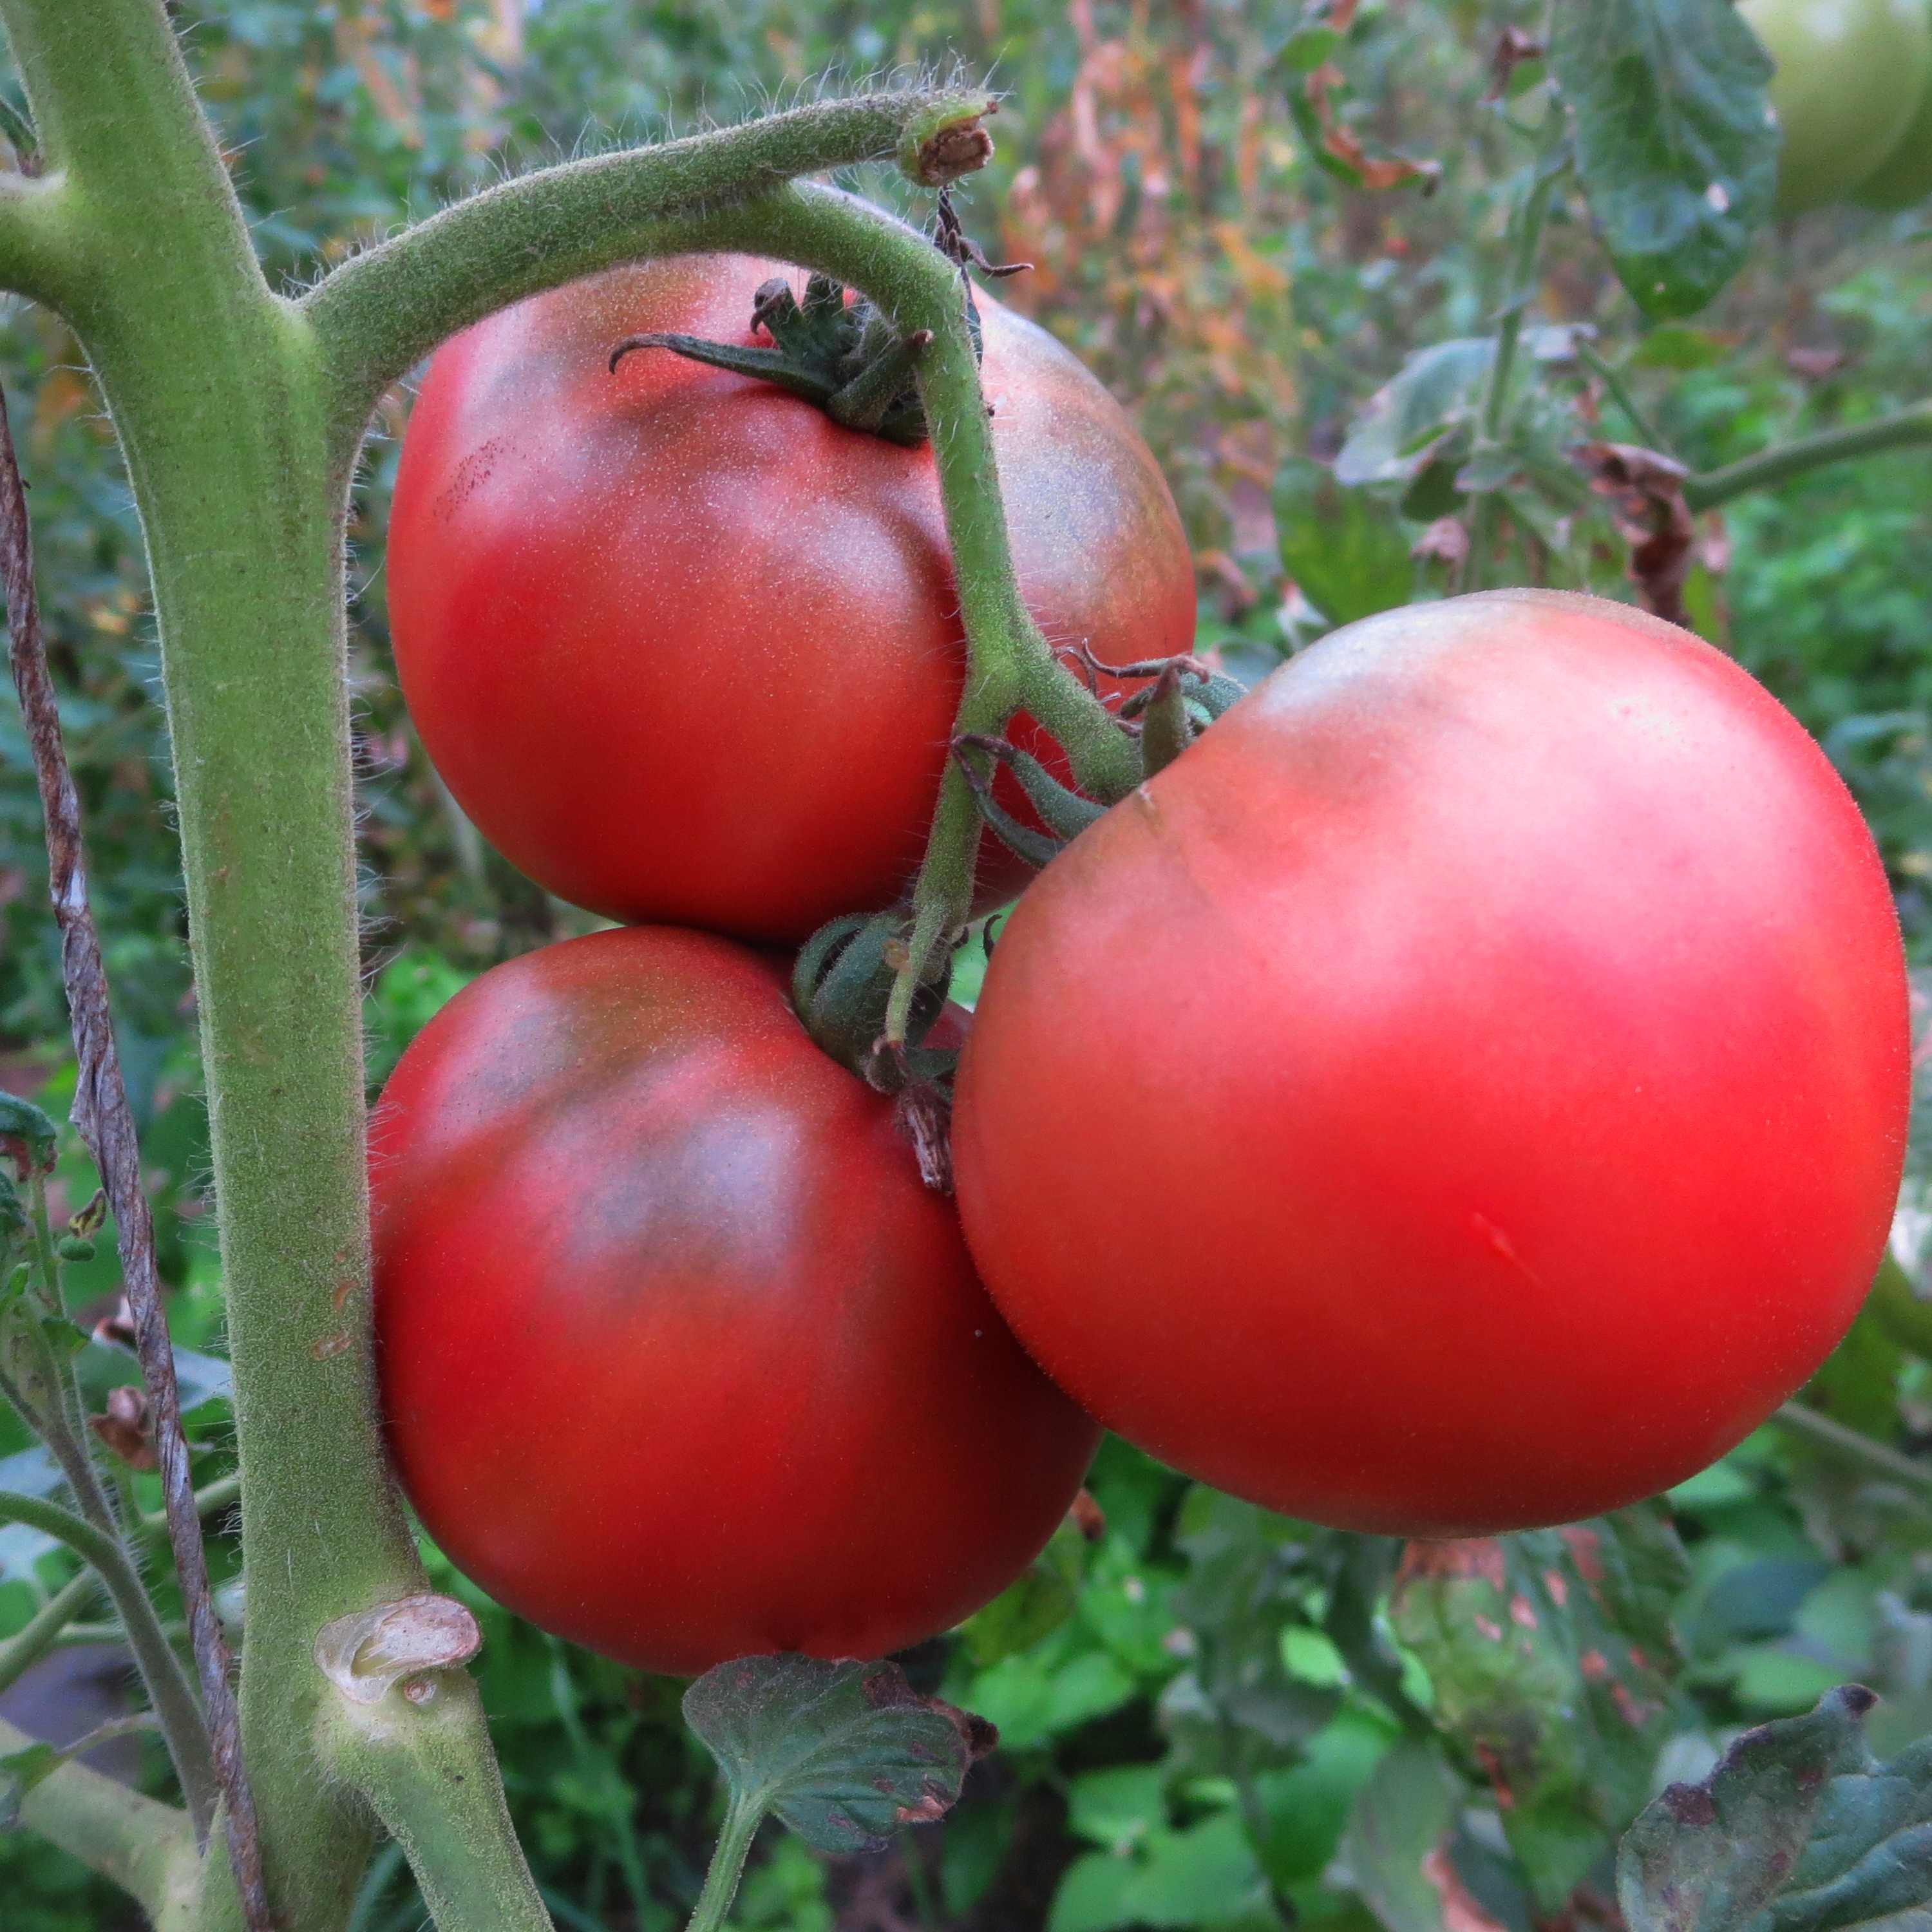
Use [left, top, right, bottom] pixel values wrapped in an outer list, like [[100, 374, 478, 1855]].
[[792, 911, 956, 1090], [605, 194, 1029, 446], [611, 271, 939, 446]]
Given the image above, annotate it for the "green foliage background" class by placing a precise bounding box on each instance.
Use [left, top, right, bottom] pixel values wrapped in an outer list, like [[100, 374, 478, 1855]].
[[1, 1, 1930, 1927]]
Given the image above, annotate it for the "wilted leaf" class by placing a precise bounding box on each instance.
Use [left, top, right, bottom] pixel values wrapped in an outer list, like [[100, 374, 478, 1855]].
[[1392, 1506, 1688, 1909], [0, 1093, 56, 1177], [1617, 1683, 1932, 1932], [1575, 440, 1696, 623], [684, 1654, 992, 1855], [1274, 455, 1416, 628], [1550, 0, 1777, 321]]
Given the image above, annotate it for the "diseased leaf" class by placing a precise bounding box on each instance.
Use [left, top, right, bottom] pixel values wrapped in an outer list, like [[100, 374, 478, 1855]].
[[1392, 1506, 1688, 1909], [1340, 1739, 1465, 1932], [1616, 1683, 1932, 1932], [1550, 0, 1777, 321], [684, 1654, 991, 1855]]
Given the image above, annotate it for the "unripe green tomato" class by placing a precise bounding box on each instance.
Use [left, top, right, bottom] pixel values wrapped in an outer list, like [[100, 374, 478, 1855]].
[[1741, 0, 1931, 213], [1855, 67, 1932, 207]]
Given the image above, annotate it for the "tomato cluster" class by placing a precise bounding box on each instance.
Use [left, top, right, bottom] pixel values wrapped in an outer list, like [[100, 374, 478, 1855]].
[[378, 258, 1910, 1675]]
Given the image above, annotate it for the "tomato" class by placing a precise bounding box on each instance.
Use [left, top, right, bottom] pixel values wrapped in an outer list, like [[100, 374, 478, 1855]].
[[1855, 63, 1932, 207], [372, 926, 1098, 1674], [386, 254, 1195, 942], [1740, 0, 1932, 213], [952, 590, 1909, 1537]]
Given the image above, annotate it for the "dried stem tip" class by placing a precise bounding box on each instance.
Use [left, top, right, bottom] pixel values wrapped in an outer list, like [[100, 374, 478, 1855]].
[[900, 96, 998, 185]]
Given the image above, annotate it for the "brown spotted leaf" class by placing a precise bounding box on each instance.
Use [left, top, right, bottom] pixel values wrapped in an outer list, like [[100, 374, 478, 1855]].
[[1392, 1506, 1688, 1910], [1617, 1684, 1932, 1932], [1575, 440, 1696, 625], [683, 1654, 993, 1855]]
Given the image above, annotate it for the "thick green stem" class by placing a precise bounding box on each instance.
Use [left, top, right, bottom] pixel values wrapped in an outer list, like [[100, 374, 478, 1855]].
[[683, 1793, 765, 1932], [319, 1690, 553, 1932], [1464, 135, 1567, 591], [1574, 338, 1668, 453], [0, 1488, 216, 1820], [0, 1566, 100, 1696], [1683, 401, 1932, 511], [1774, 1400, 1932, 1496], [0, 1711, 200, 1927], [304, 90, 998, 444]]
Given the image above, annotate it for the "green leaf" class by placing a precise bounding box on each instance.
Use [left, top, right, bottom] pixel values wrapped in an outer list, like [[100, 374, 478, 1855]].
[[0, 1094, 57, 1177], [1549, 0, 1777, 321], [1161, 1491, 1346, 1778], [959, 1517, 1086, 1667], [0, 1443, 65, 1586], [1390, 1507, 1689, 1909], [683, 1654, 987, 1855], [1340, 1739, 1463, 1932], [1616, 1683, 1932, 1932], [1335, 339, 1495, 488], [1273, 457, 1415, 629]]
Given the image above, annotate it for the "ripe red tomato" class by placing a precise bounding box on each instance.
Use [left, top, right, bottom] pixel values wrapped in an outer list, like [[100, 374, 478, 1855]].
[[372, 926, 1097, 1674], [386, 254, 1195, 941], [953, 590, 1910, 1537]]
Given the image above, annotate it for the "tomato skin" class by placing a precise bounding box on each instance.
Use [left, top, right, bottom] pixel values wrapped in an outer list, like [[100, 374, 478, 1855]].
[[372, 926, 1098, 1674], [387, 256, 1195, 942], [1740, 0, 1931, 213], [1855, 64, 1932, 208], [953, 590, 1910, 1537]]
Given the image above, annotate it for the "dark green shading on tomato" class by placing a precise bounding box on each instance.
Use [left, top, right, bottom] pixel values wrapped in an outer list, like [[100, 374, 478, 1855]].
[[386, 254, 1195, 942], [372, 926, 1098, 1674], [1855, 62, 1932, 207], [1741, 0, 1931, 213], [953, 590, 1910, 1537]]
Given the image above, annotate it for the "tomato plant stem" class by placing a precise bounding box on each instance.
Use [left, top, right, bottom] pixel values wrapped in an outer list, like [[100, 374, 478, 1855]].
[[0, 1486, 217, 1815], [0, 0, 1037, 1917], [1773, 1399, 1932, 1496], [683, 1792, 765, 1932], [0, 1567, 102, 1698], [1464, 124, 1568, 591], [1683, 401, 1932, 510], [0, 1708, 200, 1927]]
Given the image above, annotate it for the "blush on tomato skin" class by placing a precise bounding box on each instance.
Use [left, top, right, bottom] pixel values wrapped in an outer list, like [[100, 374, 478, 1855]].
[[372, 925, 1099, 1676], [952, 588, 1911, 1538], [386, 254, 1195, 943]]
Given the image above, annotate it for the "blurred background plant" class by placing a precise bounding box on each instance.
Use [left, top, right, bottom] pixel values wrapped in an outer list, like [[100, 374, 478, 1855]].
[[3, 1, 1931, 1926]]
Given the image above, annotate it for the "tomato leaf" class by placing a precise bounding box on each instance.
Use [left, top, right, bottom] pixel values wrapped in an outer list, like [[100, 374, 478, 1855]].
[[1391, 1505, 1689, 1909], [1338, 1739, 1465, 1932], [683, 1654, 992, 1855], [0, 1093, 57, 1178], [1335, 339, 1496, 488], [0, 1443, 66, 1586], [960, 1517, 1088, 1668], [1273, 457, 1416, 629], [1549, 0, 1777, 322], [1616, 1682, 1932, 1932], [1160, 1490, 1350, 1777]]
